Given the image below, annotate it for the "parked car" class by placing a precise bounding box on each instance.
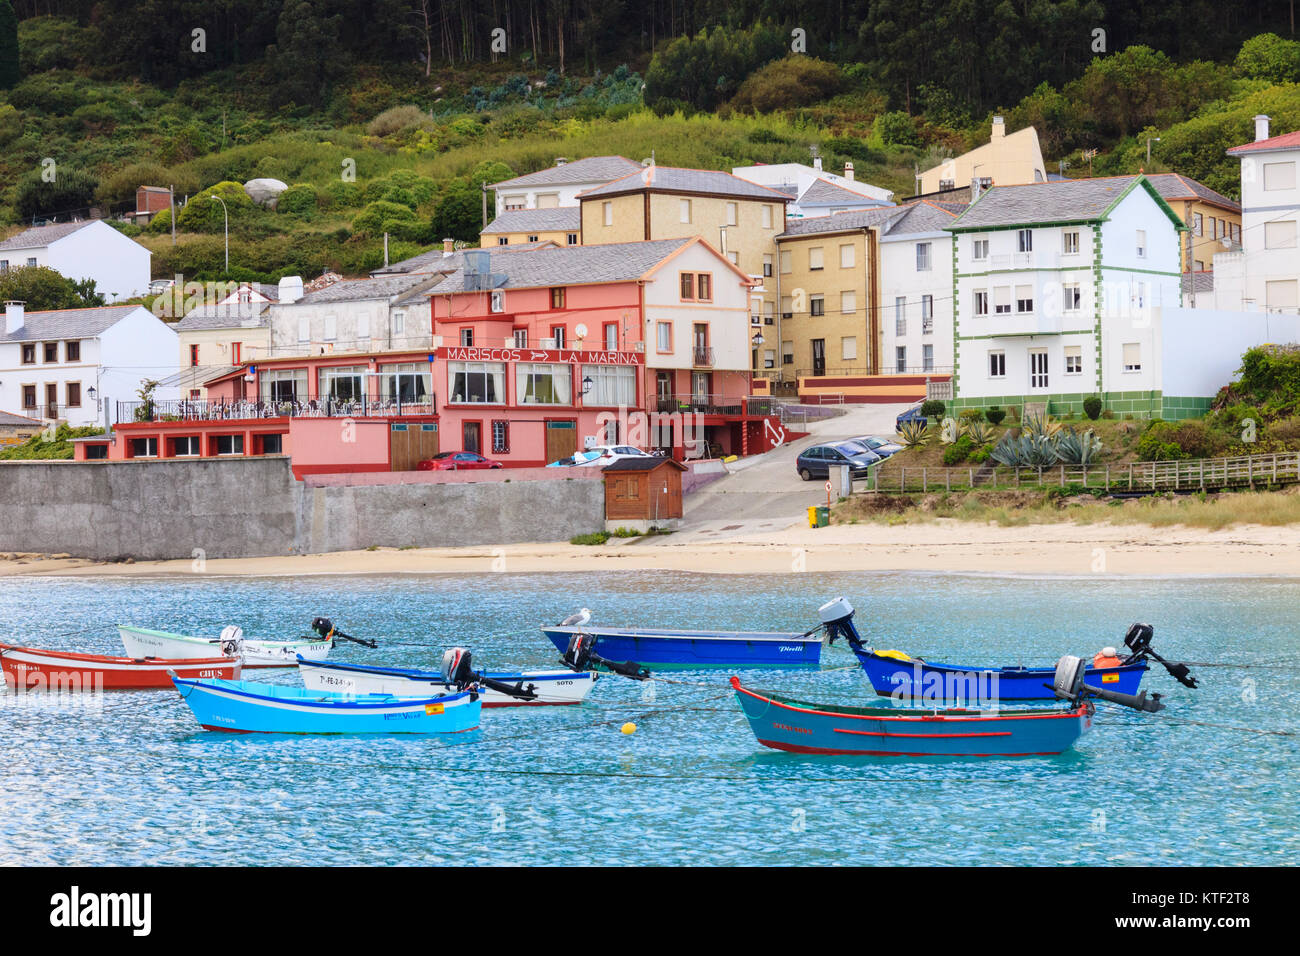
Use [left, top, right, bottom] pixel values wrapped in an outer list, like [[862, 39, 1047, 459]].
[[418, 451, 504, 471], [795, 442, 882, 481], [896, 403, 926, 431], [548, 445, 655, 467], [844, 435, 905, 459]]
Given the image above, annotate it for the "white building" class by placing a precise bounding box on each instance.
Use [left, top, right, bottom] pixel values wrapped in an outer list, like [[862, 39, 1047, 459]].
[[0, 220, 151, 302], [947, 175, 1184, 418], [732, 160, 893, 219], [0, 301, 178, 428], [1213, 116, 1300, 313], [879, 201, 965, 375], [268, 273, 443, 358], [489, 156, 645, 216]]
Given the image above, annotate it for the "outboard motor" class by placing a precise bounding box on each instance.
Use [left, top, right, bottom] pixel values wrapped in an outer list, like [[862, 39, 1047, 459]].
[[819, 597, 865, 647], [219, 625, 244, 657], [561, 632, 650, 681], [1053, 654, 1164, 713], [310, 617, 378, 649], [1122, 623, 1198, 689], [439, 646, 537, 701]]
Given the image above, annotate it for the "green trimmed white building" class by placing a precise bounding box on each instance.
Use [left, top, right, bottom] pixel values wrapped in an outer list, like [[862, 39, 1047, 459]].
[[945, 175, 1188, 418]]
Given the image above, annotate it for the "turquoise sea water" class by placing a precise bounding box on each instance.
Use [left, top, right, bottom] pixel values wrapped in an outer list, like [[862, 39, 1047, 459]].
[[0, 571, 1296, 866]]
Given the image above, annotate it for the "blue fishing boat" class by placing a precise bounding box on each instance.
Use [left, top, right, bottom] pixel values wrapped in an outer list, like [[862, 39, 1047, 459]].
[[170, 675, 480, 734], [816, 598, 1196, 703], [543, 609, 821, 670]]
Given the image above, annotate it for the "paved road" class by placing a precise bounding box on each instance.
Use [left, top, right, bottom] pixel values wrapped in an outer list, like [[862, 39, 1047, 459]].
[[651, 402, 913, 543]]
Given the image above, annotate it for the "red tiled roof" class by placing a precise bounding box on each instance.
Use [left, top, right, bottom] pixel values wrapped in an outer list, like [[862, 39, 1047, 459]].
[[1227, 130, 1300, 154]]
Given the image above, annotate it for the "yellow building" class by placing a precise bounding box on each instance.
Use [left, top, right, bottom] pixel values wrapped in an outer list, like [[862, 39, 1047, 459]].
[[174, 303, 272, 399], [1141, 173, 1242, 274], [578, 165, 790, 371], [918, 117, 1046, 194], [480, 208, 582, 249]]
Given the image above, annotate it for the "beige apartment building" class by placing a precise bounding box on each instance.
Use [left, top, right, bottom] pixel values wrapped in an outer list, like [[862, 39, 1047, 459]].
[[480, 208, 581, 248], [918, 117, 1046, 194]]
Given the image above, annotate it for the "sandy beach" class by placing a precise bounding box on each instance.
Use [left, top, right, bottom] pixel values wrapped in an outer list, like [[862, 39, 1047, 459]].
[[3, 519, 1298, 578]]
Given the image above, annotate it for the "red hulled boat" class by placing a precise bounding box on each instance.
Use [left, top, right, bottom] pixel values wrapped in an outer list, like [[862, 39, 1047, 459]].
[[0, 643, 241, 691]]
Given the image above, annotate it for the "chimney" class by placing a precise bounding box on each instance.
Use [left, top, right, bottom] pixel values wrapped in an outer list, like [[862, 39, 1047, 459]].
[[813, 156, 823, 172], [991, 115, 1005, 140], [971, 177, 983, 201], [4, 301, 24, 334], [1255, 114, 1271, 142], [277, 276, 303, 305], [443, 238, 455, 255], [554, 157, 568, 167], [844, 161, 855, 182]]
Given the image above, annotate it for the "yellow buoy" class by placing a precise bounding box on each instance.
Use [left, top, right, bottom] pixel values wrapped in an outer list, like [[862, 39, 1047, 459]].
[[620, 722, 636, 735]]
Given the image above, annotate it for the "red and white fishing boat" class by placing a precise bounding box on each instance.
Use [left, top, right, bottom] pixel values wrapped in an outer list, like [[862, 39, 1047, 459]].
[[0, 643, 241, 691]]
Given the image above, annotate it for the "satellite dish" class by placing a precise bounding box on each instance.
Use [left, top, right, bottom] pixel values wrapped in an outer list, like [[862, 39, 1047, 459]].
[[574, 323, 588, 339], [1220, 237, 1231, 248]]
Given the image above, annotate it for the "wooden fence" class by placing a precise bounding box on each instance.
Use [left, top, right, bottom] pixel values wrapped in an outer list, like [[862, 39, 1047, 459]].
[[867, 452, 1300, 494]]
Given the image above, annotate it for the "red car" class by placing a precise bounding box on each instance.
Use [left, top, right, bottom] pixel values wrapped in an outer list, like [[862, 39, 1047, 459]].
[[418, 451, 505, 471]]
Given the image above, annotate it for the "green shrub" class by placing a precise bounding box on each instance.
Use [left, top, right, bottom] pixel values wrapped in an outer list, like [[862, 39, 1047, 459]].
[[351, 200, 416, 236], [985, 406, 1006, 426], [176, 181, 253, 233], [1083, 395, 1103, 420], [1136, 421, 1187, 461], [729, 56, 844, 113], [942, 434, 974, 465], [873, 110, 921, 146], [367, 104, 432, 138], [969, 447, 991, 464], [958, 408, 984, 422], [570, 531, 611, 545], [277, 183, 319, 218], [920, 399, 946, 419]]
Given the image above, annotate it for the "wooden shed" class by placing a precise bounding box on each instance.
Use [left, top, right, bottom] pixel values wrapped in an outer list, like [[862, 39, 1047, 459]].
[[603, 457, 687, 524]]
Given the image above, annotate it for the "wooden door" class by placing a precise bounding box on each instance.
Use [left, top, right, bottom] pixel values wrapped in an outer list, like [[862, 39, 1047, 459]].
[[545, 420, 577, 463], [390, 422, 439, 470], [463, 421, 481, 454]]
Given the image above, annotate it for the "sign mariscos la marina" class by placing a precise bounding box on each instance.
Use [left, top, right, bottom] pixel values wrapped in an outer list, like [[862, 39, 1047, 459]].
[[436, 347, 643, 366]]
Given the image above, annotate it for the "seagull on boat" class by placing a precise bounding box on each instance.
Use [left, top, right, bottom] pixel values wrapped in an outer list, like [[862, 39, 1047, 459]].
[[561, 608, 592, 628]]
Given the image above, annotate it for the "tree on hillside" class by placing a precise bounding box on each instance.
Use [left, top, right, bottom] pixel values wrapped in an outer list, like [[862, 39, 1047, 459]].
[[0, 0, 20, 89], [0, 266, 105, 311], [268, 0, 344, 108], [1235, 33, 1300, 84]]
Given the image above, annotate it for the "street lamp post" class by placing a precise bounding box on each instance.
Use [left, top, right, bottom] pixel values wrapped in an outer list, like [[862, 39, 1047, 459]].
[[1146, 137, 1161, 166], [208, 193, 229, 274]]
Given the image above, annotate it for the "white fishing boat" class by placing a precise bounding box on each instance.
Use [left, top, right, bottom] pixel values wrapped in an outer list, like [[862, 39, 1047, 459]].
[[119, 625, 333, 669], [297, 657, 598, 707]]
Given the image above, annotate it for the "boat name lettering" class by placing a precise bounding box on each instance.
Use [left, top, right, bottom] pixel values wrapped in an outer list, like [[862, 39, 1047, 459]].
[[773, 722, 813, 735]]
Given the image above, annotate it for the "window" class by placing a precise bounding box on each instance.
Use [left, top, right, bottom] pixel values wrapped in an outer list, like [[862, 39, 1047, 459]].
[[380, 362, 431, 403], [129, 437, 158, 458], [459, 328, 474, 347], [1232, 223, 1241, 242], [516, 362, 572, 404], [66, 382, 81, 407], [602, 202, 613, 226], [0, 259, 7, 271], [527, 234, 539, 243], [994, 287, 1011, 314], [392, 310, 406, 334], [1265, 221, 1297, 249], [567, 233, 578, 245], [323, 315, 337, 342], [489, 291, 504, 313], [22, 384, 35, 408], [190, 344, 200, 367], [808, 247, 824, 271], [1064, 283, 1082, 311], [1065, 346, 1082, 374], [988, 351, 1006, 378], [298, 317, 310, 344], [1063, 230, 1079, 255], [1209, 218, 1218, 240], [656, 322, 672, 352], [1194, 260, 1205, 271], [1016, 285, 1034, 313], [582, 365, 636, 406], [764, 349, 776, 369], [779, 250, 792, 274], [66, 340, 81, 362], [810, 295, 825, 317], [726, 202, 738, 226], [1029, 350, 1048, 388], [922, 344, 934, 371], [261, 368, 307, 404], [214, 434, 245, 456], [1265, 279, 1299, 312], [1017, 229, 1033, 253], [1135, 229, 1146, 258], [504, 195, 525, 210], [1263, 162, 1296, 191], [726, 251, 739, 266], [780, 295, 793, 318], [171, 436, 200, 457], [1192, 213, 1203, 236], [921, 295, 933, 332], [895, 295, 906, 335], [762, 205, 773, 229], [841, 291, 856, 314], [916, 242, 931, 270], [895, 346, 907, 373], [231, 342, 242, 365], [26, 257, 36, 267], [259, 434, 283, 455], [680, 273, 695, 300], [696, 274, 712, 301], [972, 237, 989, 260], [84, 444, 107, 460], [974, 291, 989, 316], [449, 361, 505, 403], [840, 244, 855, 269], [782, 340, 794, 364], [679, 199, 692, 223], [1122, 343, 1141, 372], [21, 344, 35, 365], [763, 254, 773, 277], [43, 342, 58, 363], [550, 287, 566, 309], [497, 237, 509, 246], [513, 328, 528, 348], [600, 323, 618, 351], [841, 336, 857, 361], [492, 420, 509, 454], [319, 366, 365, 402], [551, 326, 566, 349]]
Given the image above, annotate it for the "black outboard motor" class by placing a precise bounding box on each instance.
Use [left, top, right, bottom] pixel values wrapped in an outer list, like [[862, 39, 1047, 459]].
[[1052, 654, 1164, 713], [561, 633, 650, 680], [819, 597, 866, 647], [1121, 623, 1198, 689], [310, 617, 379, 649], [439, 646, 537, 701]]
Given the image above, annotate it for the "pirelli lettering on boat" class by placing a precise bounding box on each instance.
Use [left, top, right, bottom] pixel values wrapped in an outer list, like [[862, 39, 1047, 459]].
[[778, 645, 805, 652], [425, 703, 444, 715]]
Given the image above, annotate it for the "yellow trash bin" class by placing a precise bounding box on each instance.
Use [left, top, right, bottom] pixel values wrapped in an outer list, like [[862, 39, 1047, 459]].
[[807, 505, 819, 528]]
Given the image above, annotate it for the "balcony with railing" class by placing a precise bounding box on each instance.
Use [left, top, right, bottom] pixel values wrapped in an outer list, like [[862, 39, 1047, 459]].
[[655, 393, 774, 416], [692, 346, 715, 368], [117, 393, 437, 423]]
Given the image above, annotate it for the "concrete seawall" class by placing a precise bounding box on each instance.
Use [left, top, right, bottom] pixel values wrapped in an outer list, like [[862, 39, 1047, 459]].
[[0, 458, 606, 560]]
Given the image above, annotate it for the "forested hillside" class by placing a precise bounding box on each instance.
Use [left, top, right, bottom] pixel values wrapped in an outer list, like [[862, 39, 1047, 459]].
[[1, 1, 1298, 285]]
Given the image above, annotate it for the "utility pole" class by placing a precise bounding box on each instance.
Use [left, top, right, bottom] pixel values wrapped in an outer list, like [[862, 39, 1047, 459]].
[[169, 185, 176, 246], [481, 182, 488, 228]]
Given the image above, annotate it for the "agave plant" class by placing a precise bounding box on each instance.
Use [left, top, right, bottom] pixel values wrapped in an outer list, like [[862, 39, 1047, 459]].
[[962, 419, 995, 445], [1055, 427, 1103, 465], [990, 432, 1061, 467], [898, 418, 930, 447]]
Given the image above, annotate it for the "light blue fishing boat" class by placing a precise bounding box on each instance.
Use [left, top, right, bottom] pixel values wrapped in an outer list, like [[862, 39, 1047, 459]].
[[170, 675, 480, 734]]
